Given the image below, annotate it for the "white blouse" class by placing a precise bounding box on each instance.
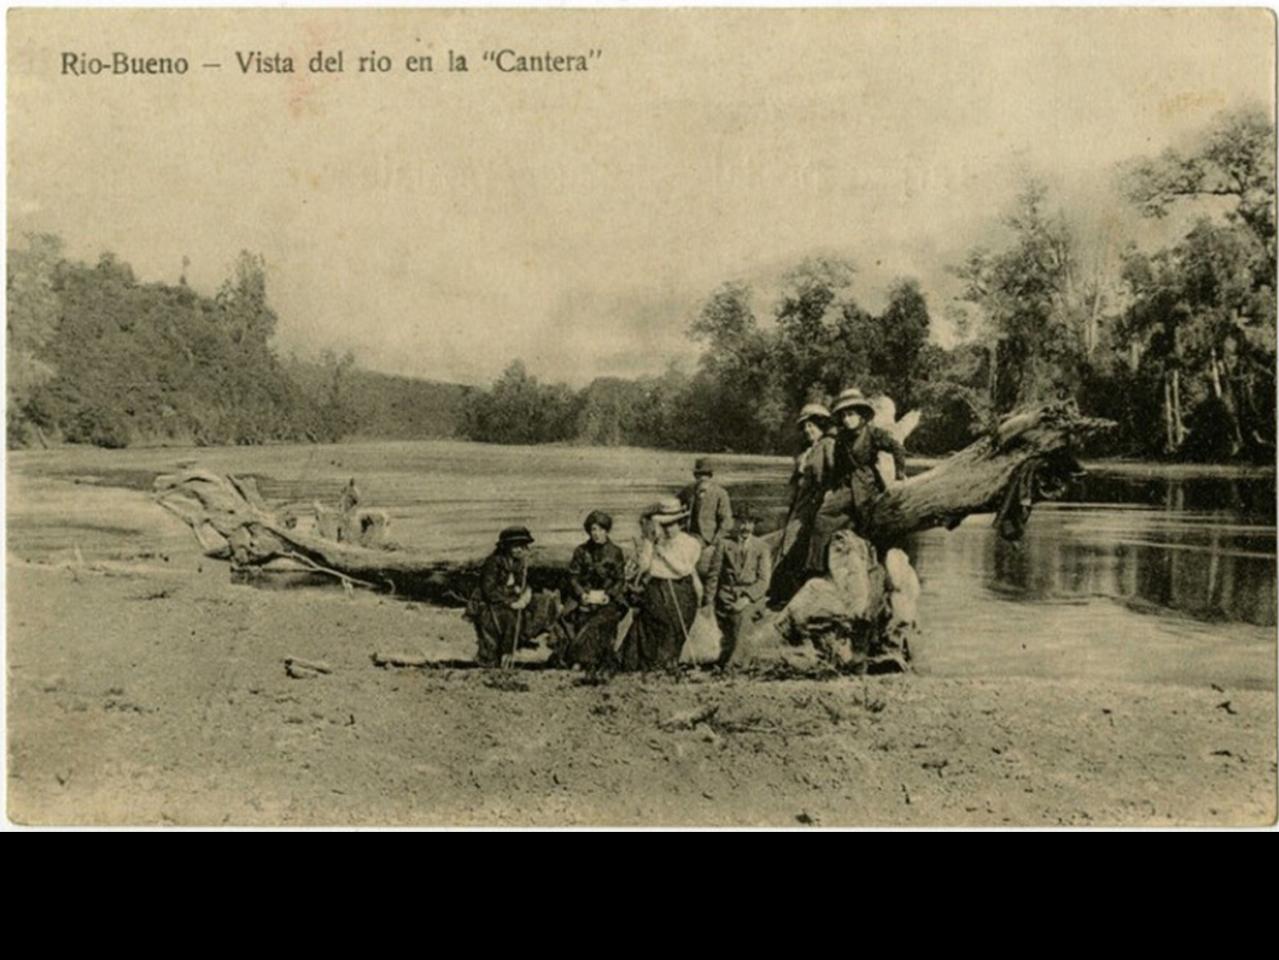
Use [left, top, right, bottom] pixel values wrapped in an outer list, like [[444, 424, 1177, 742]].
[[637, 530, 702, 580]]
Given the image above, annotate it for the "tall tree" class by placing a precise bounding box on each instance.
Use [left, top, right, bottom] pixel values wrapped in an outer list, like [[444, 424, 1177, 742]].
[[6, 233, 63, 444], [1120, 108, 1276, 458], [951, 180, 1084, 411]]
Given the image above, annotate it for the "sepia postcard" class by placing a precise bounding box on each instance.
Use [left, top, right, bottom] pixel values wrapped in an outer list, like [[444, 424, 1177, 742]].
[[4, 6, 1276, 828]]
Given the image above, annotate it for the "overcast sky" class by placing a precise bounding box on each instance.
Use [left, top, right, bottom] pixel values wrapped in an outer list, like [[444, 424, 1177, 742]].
[[8, 8, 1274, 385]]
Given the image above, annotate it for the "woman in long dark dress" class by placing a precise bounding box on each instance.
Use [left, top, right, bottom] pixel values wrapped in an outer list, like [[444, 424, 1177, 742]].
[[620, 497, 702, 672], [549, 510, 627, 675], [465, 526, 536, 667], [769, 402, 837, 606]]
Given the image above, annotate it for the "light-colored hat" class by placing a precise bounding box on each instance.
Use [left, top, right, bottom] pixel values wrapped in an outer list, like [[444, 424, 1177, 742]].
[[645, 496, 689, 525], [831, 388, 876, 420], [797, 402, 832, 425]]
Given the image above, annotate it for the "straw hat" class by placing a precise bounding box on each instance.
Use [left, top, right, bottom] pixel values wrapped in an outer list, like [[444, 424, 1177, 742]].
[[645, 496, 689, 525], [797, 402, 832, 425], [831, 388, 876, 419]]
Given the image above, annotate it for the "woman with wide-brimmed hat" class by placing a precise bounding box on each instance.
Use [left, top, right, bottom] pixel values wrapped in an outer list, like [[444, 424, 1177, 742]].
[[806, 387, 908, 568], [466, 525, 538, 667], [829, 387, 907, 519], [549, 510, 628, 676], [769, 402, 838, 605], [620, 497, 702, 672]]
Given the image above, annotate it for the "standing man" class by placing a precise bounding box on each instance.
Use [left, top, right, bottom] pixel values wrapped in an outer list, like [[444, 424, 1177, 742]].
[[713, 510, 772, 669], [678, 456, 733, 603]]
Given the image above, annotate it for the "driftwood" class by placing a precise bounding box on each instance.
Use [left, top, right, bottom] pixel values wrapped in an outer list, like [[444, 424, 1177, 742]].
[[154, 469, 565, 603], [154, 402, 1113, 612], [371, 651, 432, 668], [284, 656, 332, 679], [859, 402, 1114, 543]]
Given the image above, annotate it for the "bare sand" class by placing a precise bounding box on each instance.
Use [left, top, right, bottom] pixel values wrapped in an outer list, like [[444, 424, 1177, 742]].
[[6, 558, 1275, 827], [5, 471, 1276, 827]]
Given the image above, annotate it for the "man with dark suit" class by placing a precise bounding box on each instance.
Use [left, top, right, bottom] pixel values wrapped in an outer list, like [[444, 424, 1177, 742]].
[[713, 511, 771, 669], [678, 456, 733, 603]]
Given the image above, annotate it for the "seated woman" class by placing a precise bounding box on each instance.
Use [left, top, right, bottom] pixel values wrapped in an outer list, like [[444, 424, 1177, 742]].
[[465, 526, 536, 667], [549, 510, 627, 675], [620, 497, 702, 672], [808, 387, 906, 568]]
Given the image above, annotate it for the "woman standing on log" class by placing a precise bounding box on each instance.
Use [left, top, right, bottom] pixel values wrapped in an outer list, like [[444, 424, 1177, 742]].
[[549, 510, 627, 676], [466, 526, 536, 667], [769, 403, 837, 605], [620, 498, 702, 672]]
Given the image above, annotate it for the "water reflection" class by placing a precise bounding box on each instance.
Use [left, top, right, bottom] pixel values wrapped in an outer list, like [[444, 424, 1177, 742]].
[[905, 473, 1276, 628]]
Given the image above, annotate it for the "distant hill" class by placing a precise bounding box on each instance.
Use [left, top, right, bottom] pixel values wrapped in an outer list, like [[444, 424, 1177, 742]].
[[285, 359, 470, 441], [6, 234, 472, 449]]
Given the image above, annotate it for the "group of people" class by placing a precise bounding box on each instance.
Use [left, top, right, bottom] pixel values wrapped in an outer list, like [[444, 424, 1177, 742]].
[[466, 386, 908, 674]]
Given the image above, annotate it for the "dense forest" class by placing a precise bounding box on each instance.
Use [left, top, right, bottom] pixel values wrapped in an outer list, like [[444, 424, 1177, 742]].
[[5, 243, 466, 448], [461, 108, 1276, 462], [8, 108, 1274, 462]]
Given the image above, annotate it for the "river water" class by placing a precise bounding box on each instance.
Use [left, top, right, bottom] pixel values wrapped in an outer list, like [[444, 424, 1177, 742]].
[[8, 440, 1276, 688]]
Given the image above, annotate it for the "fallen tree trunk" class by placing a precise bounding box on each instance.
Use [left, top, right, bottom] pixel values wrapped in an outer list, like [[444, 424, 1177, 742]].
[[155, 470, 569, 603], [760, 401, 1114, 549], [155, 401, 1114, 607], [860, 402, 1115, 543]]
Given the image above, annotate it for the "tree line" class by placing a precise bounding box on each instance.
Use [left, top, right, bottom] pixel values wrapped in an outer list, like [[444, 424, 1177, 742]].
[[462, 107, 1275, 462], [5, 243, 366, 448], [8, 108, 1273, 461]]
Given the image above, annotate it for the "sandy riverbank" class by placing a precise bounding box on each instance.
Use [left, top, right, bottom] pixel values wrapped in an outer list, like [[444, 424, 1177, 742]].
[[6, 461, 1276, 827], [7, 554, 1275, 827]]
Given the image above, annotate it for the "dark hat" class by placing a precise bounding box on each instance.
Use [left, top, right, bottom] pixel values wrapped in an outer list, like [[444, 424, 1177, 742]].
[[693, 457, 714, 477], [583, 510, 613, 533], [735, 507, 760, 525], [831, 387, 876, 420], [497, 525, 535, 548]]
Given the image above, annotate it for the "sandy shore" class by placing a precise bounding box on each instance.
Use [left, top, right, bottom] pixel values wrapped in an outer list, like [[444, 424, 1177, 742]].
[[7, 553, 1275, 827]]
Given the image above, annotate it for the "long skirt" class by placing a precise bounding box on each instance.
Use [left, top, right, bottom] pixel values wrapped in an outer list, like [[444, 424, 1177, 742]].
[[469, 595, 559, 666], [620, 576, 698, 672], [772, 490, 833, 603], [550, 602, 625, 671]]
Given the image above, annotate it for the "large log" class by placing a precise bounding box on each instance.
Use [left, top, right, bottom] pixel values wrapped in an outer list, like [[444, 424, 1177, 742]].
[[154, 470, 562, 603], [861, 402, 1115, 543], [760, 401, 1114, 552], [154, 401, 1114, 607]]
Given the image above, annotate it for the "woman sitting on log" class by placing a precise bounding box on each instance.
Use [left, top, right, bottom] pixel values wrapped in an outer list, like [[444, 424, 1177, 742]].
[[808, 388, 908, 566], [770, 402, 837, 606], [620, 497, 702, 672], [549, 510, 627, 676]]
